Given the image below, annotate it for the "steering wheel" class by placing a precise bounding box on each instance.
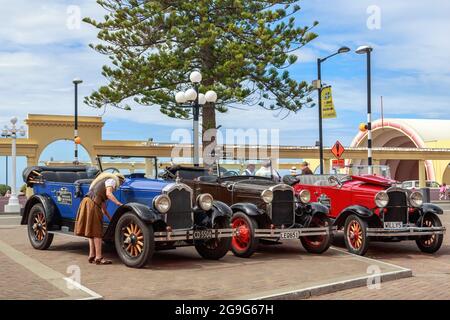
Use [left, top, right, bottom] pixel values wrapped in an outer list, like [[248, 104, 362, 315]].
[[103, 167, 121, 174], [223, 170, 238, 177]]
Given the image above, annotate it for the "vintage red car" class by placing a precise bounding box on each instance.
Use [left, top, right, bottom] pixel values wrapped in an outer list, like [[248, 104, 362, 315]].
[[284, 168, 446, 255]]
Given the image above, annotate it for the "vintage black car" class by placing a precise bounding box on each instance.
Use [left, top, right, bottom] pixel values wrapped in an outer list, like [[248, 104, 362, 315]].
[[20, 156, 234, 268], [161, 160, 333, 258]]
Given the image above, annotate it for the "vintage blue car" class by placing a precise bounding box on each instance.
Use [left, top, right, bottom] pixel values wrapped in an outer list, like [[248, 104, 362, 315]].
[[21, 156, 235, 268]]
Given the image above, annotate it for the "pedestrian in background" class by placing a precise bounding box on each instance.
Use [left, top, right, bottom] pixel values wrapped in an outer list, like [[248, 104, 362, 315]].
[[301, 161, 313, 175], [243, 163, 256, 176], [439, 183, 448, 200]]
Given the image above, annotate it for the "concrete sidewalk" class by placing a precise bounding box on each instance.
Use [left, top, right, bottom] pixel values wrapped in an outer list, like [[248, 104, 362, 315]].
[[0, 220, 410, 300]]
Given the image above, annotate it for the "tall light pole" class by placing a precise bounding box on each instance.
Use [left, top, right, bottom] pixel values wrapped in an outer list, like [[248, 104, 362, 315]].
[[73, 78, 83, 165], [316, 46, 350, 174], [2, 117, 26, 213], [175, 71, 218, 166], [356, 45, 374, 174]]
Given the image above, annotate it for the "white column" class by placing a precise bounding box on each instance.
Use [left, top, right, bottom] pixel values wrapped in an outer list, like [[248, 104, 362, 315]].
[[5, 131, 21, 213]]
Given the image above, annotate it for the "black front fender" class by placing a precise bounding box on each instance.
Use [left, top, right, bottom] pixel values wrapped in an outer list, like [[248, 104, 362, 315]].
[[296, 202, 329, 226], [421, 203, 443, 215], [231, 203, 263, 216], [103, 202, 163, 240], [211, 200, 232, 224], [21, 194, 61, 228], [334, 205, 374, 227], [194, 201, 233, 227]]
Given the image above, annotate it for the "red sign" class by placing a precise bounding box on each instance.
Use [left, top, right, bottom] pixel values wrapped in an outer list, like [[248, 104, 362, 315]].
[[332, 159, 345, 168], [331, 141, 345, 159]]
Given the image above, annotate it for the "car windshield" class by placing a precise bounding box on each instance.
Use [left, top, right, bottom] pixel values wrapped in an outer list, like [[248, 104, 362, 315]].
[[346, 165, 392, 179], [212, 158, 282, 181], [96, 155, 159, 179]]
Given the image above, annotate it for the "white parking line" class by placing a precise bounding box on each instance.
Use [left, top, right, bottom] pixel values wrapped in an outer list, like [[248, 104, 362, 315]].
[[0, 239, 102, 300], [329, 247, 410, 271]]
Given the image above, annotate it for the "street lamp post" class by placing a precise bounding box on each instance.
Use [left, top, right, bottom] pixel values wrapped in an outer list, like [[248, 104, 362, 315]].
[[356, 45, 374, 175], [73, 78, 83, 165], [175, 71, 218, 167], [316, 46, 350, 174], [2, 117, 26, 213]]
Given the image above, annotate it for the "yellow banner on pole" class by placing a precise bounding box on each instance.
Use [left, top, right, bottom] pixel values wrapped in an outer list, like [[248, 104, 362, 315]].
[[321, 86, 337, 119]]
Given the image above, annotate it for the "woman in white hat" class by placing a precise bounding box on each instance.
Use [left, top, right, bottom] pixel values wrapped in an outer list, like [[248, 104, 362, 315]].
[[75, 172, 125, 265]]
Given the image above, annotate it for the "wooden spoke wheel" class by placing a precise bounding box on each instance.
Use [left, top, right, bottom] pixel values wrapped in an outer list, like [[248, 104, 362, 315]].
[[416, 214, 444, 254], [344, 214, 369, 256], [115, 212, 154, 268], [27, 203, 53, 250], [300, 215, 332, 254], [230, 212, 259, 258], [123, 222, 144, 257], [194, 217, 231, 260]]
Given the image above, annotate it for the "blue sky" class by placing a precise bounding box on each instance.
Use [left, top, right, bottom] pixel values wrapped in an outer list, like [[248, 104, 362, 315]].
[[1, 0, 450, 185]]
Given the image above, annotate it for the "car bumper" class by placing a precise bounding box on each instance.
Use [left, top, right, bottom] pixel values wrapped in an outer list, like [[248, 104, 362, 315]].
[[153, 228, 236, 242], [367, 226, 446, 237], [253, 226, 333, 239]]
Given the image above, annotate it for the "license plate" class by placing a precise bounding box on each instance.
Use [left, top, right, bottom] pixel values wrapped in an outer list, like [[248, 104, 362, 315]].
[[193, 229, 213, 240], [384, 222, 403, 229], [280, 230, 301, 240]]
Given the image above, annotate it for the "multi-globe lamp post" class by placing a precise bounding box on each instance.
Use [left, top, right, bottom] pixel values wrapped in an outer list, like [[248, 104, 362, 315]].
[[2, 117, 26, 213], [175, 71, 218, 166]]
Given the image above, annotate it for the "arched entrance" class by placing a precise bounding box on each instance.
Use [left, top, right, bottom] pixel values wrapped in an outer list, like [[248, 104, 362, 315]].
[[351, 119, 435, 182], [442, 164, 450, 185], [38, 140, 92, 165], [25, 114, 103, 166]]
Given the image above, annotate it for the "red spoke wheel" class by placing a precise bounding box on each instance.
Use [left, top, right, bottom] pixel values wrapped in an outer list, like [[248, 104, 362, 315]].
[[27, 203, 53, 250], [231, 212, 259, 258], [416, 214, 443, 254], [115, 212, 154, 268], [344, 215, 369, 256], [300, 214, 332, 254]]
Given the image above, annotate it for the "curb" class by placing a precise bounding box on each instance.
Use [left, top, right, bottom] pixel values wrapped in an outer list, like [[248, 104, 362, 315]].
[[255, 269, 412, 300]]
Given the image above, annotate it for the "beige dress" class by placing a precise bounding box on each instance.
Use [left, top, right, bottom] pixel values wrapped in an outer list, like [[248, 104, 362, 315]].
[[74, 178, 111, 238]]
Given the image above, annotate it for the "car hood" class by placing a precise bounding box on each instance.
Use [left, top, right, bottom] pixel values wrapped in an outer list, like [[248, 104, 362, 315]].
[[123, 178, 173, 191], [350, 175, 398, 187]]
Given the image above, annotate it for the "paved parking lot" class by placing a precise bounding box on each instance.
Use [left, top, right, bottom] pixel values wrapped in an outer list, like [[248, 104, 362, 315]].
[[0, 214, 408, 300], [310, 206, 450, 300]]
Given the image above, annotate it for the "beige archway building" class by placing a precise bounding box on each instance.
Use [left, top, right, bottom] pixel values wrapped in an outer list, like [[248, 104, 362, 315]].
[[2, 114, 450, 188], [351, 118, 450, 184]]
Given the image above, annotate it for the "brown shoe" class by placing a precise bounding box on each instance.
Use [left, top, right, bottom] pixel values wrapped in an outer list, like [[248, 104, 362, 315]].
[[88, 256, 95, 264], [95, 257, 112, 265]]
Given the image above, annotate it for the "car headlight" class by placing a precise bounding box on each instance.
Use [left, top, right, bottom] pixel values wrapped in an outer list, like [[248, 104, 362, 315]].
[[298, 190, 311, 204], [410, 191, 423, 208], [261, 189, 273, 204], [374, 191, 389, 208], [197, 193, 213, 211], [153, 195, 171, 214]]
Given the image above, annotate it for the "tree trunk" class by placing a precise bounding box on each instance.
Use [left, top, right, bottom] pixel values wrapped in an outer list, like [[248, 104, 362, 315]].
[[201, 102, 217, 165]]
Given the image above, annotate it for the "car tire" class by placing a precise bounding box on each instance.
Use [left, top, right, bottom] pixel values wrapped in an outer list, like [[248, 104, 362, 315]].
[[230, 212, 259, 258], [343, 214, 370, 256], [114, 212, 154, 268], [194, 217, 231, 260], [300, 214, 332, 254], [27, 203, 54, 250], [416, 214, 444, 254]]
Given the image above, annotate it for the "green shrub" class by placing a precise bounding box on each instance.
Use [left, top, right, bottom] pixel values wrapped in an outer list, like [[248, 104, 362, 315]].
[[0, 184, 11, 196]]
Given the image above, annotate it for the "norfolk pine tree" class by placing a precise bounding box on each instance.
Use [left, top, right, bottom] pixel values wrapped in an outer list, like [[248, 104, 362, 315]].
[[84, 0, 318, 149]]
